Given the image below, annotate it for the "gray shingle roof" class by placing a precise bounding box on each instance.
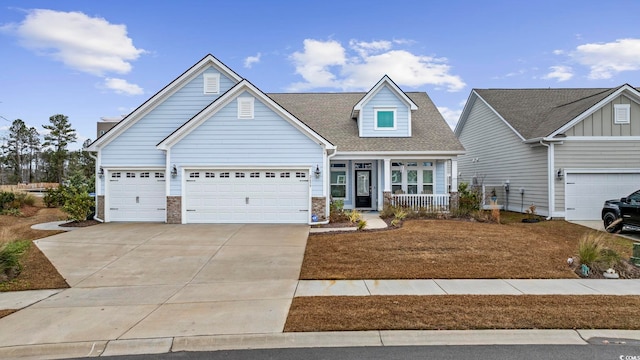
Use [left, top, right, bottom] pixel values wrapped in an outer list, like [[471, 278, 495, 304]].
[[474, 87, 620, 139], [267, 92, 464, 153]]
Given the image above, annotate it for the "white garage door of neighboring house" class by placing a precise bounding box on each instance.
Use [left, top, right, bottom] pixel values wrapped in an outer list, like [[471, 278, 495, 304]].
[[184, 169, 310, 224], [108, 171, 166, 222], [565, 172, 640, 220]]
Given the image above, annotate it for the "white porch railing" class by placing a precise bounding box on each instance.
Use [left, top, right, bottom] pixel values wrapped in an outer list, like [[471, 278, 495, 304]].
[[390, 194, 450, 212]]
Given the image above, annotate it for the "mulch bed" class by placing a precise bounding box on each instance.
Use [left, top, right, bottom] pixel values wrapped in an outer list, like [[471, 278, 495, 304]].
[[59, 219, 101, 228], [301, 219, 636, 280], [285, 295, 640, 331]]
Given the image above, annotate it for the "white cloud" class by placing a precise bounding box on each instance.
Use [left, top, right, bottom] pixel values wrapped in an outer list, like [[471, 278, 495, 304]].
[[288, 39, 465, 92], [437, 106, 463, 130], [572, 38, 640, 79], [543, 65, 573, 82], [103, 78, 144, 95], [2, 9, 145, 76], [552, 49, 564, 55], [244, 52, 261, 68]]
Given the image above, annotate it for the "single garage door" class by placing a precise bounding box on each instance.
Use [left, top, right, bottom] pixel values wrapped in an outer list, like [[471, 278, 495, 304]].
[[565, 172, 640, 220], [108, 170, 166, 222], [184, 169, 310, 223]]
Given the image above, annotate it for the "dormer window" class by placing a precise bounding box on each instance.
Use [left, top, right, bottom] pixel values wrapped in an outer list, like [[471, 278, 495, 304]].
[[203, 73, 220, 94], [614, 104, 630, 124], [374, 107, 396, 130]]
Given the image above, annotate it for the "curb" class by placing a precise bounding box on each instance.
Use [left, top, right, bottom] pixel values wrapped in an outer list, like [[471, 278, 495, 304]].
[[2, 330, 640, 359]]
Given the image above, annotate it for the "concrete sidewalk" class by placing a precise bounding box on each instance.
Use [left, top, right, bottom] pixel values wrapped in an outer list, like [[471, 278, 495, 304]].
[[295, 279, 640, 296]]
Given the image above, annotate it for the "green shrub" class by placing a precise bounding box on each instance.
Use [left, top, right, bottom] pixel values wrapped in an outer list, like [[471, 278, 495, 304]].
[[357, 219, 367, 231], [393, 208, 408, 221], [0, 208, 22, 216], [0, 240, 31, 280], [14, 192, 36, 207], [0, 192, 16, 210], [347, 209, 362, 223], [454, 182, 481, 217], [329, 199, 349, 223], [578, 232, 604, 267], [44, 186, 67, 208], [63, 189, 93, 222]]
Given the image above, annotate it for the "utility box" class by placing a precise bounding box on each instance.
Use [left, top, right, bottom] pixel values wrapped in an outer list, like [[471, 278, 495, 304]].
[[632, 243, 640, 267]]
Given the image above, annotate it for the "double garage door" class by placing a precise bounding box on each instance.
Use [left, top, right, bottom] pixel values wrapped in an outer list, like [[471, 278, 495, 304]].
[[565, 172, 640, 220], [184, 169, 310, 224]]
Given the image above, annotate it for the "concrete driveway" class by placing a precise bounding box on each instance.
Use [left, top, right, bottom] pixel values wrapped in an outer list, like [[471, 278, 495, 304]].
[[0, 223, 308, 347], [570, 220, 640, 241]]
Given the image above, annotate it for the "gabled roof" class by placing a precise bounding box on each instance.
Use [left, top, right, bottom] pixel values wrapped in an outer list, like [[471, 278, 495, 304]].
[[269, 92, 464, 153], [457, 84, 640, 140], [87, 54, 243, 151], [157, 80, 334, 150], [351, 75, 418, 118]]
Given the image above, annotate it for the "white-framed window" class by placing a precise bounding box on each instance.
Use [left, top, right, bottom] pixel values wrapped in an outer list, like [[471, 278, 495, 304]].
[[203, 73, 220, 94], [154, 172, 164, 178], [250, 172, 260, 178], [614, 104, 631, 124], [280, 172, 290, 178], [220, 172, 230, 178], [111, 172, 121, 178], [189, 172, 200, 178], [205, 172, 215, 178], [391, 161, 435, 194], [295, 172, 306, 178], [330, 163, 347, 199], [126, 172, 136, 178], [237, 97, 254, 119], [235, 172, 245, 178], [374, 107, 396, 130], [140, 172, 150, 178], [266, 172, 275, 178]]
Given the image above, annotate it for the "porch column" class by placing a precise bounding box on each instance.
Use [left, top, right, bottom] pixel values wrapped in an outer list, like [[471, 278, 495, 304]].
[[383, 158, 391, 192], [451, 159, 458, 192]]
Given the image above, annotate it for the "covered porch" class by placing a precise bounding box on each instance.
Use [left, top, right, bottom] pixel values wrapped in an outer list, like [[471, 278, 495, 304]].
[[329, 156, 459, 212]]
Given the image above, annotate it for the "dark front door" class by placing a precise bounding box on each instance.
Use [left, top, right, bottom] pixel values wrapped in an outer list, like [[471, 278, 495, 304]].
[[355, 170, 372, 208]]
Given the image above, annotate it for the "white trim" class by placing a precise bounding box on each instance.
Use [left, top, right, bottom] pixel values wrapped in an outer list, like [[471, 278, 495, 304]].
[[551, 84, 640, 137], [157, 80, 335, 151], [87, 54, 242, 151], [374, 107, 397, 130], [560, 136, 640, 141], [203, 73, 220, 94], [614, 103, 631, 124], [352, 75, 418, 112], [331, 151, 464, 161], [564, 168, 640, 174], [100, 166, 165, 170], [329, 161, 349, 202]]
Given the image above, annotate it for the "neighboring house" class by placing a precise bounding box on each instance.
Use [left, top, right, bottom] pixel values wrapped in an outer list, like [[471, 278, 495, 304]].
[[87, 54, 463, 224], [455, 84, 640, 220]]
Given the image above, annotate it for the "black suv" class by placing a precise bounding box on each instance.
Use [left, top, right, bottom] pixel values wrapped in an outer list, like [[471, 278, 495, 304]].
[[602, 190, 640, 233]]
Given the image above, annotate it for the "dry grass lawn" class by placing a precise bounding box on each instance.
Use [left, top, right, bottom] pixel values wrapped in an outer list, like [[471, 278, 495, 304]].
[[285, 295, 640, 331], [301, 217, 634, 279], [0, 201, 70, 292]]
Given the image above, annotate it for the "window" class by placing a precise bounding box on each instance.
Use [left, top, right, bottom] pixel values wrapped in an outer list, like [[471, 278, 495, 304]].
[[140, 172, 150, 178], [126, 172, 136, 178], [203, 73, 220, 94], [614, 104, 630, 124], [375, 108, 396, 130], [205, 172, 215, 178], [235, 172, 245, 178], [407, 170, 418, 194], [189, 172, 200, 178], [355, 163, 372, 169], [280, 172, 290, 178], [422, 170, 434, 194], [390, 161, 435, 194], [111, 172, 121, 178], [220, 172, 230, 178], [295, 172, 306, 178], [330, 169, 346, 198], [266, 172, 275, 178], [237, 97, 254, 119], [250, 172, 260, 178], [392, 170, 402, 194], [154, 172, 164, 178]]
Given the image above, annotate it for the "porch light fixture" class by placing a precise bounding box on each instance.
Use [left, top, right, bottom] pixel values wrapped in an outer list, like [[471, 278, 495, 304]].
[[314, 165, 321, 179], [556, 168, 564, 180], [171, 164, 178, 178], [98, 167, 104, 178]]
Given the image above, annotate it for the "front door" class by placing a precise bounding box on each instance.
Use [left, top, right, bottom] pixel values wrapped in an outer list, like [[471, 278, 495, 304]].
[[355, 170, 372, 208]]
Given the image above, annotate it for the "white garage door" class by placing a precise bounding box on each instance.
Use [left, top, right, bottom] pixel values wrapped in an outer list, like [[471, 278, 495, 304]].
[[184, 169, 310, 223], [108, 171, 166, 222], [565, 172, 640, 220]]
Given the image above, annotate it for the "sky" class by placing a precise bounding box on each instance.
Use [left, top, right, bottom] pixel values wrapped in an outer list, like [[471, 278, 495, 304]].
[[1, 0, 640, 149]]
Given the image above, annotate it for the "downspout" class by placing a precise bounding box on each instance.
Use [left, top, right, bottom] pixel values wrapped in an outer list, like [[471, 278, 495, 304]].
[[539, 140, 553, 221], [313, 147, 337, 225], [85, 151, 104, 222]]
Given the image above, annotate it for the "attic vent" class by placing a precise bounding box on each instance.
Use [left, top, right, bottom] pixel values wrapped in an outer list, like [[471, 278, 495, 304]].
[[203, 73, 220, 94], [614, 104, 630, 124], [237, 97, 254, 119]]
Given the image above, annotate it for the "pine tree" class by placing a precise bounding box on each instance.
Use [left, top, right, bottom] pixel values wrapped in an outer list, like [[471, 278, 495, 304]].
[[42, 114, 77, 184]]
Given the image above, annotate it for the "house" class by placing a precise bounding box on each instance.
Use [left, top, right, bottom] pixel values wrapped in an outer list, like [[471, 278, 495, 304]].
[[86, 54, 464, 224], [455, 85, 640, 220]]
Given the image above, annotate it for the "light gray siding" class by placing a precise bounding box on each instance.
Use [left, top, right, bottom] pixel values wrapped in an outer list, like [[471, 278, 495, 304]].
[[101, 68, 237, 167], [436, 160, 445, 194], [457, 98, 549, 215], [360, 86, 410, 137], [565, 95, 640, 136], [553, 140, 640, 212], [169, 91, 325, 196]]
